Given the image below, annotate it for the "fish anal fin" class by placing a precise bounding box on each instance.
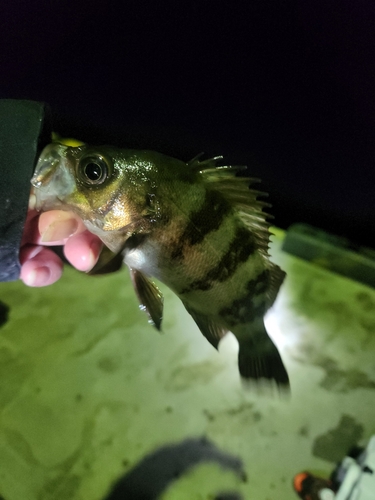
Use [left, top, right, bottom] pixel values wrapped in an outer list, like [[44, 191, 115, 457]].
[[183, 304, 228, 349], [129, 268, 164, 330]]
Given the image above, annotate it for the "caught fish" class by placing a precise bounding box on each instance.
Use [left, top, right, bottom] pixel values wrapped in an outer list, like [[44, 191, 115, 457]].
[[31, 143, 289, 386]]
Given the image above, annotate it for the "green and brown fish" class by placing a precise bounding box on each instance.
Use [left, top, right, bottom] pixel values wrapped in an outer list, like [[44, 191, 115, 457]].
[[31, 143, 289, 386]]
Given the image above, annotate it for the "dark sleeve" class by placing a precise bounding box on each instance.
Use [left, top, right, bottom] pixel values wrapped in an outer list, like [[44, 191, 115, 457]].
[[0, 100, 52, 282]]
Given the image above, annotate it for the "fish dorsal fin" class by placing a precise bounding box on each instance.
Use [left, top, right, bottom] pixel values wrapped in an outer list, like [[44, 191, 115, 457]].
[[183, 302, 228, 349], [189, 156, 272, 255], [129, 268, 164, 330]]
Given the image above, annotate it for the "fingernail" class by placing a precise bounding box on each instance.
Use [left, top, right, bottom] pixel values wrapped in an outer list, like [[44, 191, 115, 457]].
[[41, 219, 79, 243], [24, 267, 51, 287], [28, 193, 36, 210], [80, 240, 102, 271]]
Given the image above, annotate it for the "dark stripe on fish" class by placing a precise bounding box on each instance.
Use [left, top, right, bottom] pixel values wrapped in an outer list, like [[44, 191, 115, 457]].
[[171, 189, 232, 260], [180, 226, 256, 293], [218, 270, 269, 326]]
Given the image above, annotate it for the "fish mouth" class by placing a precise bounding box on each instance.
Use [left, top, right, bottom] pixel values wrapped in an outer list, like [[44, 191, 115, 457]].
[[31, 143, 76, 211], [31, 143, 67, 187], [30, 187, 66, 212]]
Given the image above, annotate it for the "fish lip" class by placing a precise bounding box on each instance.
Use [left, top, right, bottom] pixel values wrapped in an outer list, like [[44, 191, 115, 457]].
[[31, 143, 76, 211], [31, 189, 65, 212], [32, 143, 68, 185]]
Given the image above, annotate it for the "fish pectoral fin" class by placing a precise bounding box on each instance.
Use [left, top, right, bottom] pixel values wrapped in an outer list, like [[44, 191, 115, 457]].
[[129, 268, 164, 330], [183, 304, 228, 349]]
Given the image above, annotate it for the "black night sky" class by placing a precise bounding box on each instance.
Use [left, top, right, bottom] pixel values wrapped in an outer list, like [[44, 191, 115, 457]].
[[1, 0, 374, 248]]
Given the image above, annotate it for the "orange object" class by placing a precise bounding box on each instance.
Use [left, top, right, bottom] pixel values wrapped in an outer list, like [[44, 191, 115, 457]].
[[293, 471, 334, 500], [294, 472, 309, 492]]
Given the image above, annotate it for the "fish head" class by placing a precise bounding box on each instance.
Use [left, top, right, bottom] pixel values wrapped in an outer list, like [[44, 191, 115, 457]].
[[31, 143, 152, 252]]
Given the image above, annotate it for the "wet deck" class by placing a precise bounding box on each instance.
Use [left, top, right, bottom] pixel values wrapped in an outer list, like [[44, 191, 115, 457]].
[[0, 229, 374, 500]]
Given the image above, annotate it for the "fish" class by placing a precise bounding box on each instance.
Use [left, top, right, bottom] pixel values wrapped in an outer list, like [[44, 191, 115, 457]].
[[31, 142, 289, 386]]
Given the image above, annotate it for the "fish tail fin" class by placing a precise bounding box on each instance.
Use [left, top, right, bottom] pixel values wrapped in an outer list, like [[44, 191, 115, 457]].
[[238, 345, 289, 387], [236, 325, 289, 387]]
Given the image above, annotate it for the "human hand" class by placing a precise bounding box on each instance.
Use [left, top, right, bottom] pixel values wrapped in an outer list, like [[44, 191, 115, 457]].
[[20, 209, 103, 287]]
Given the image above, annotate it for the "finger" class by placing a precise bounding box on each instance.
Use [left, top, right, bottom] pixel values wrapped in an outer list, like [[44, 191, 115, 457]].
[[64, 231, 103, 272], [38, 211, 88, 245], [19, 245, 63, 287], [21, 210, 40, 246]]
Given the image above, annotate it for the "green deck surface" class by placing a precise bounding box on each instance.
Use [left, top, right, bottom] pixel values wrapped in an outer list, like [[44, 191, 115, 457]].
[[0, 229, 374, 499]]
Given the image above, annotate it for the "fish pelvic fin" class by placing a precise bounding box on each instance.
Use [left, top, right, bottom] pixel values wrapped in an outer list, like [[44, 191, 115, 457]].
[[183, 303, 228, 349], [88, 246, 124, 275], [129, 268, 164, 330]]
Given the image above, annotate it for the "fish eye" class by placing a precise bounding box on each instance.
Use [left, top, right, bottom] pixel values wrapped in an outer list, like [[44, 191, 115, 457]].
[[79, 156, 110, 185]]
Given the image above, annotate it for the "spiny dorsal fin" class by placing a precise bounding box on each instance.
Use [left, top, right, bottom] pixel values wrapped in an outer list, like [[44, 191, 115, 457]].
[[183, 302, 228, 350], [129, 268, 164, 330], [189, 155, 272, 255]]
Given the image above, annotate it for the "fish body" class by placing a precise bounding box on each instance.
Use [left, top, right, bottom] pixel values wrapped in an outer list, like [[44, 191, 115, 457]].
[[32, 143, 288, 386]]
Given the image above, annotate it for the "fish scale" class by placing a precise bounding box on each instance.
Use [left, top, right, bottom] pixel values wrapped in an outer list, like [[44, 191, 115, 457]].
[[31, 142, 289, 387]]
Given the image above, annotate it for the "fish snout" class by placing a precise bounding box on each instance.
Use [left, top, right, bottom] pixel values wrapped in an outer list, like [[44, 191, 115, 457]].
[[32, 143, 68, 187], [31, 143, 76, 211]]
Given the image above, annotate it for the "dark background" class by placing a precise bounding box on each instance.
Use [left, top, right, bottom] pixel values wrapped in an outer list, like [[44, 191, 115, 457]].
[[1, 0, 374, 248]]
